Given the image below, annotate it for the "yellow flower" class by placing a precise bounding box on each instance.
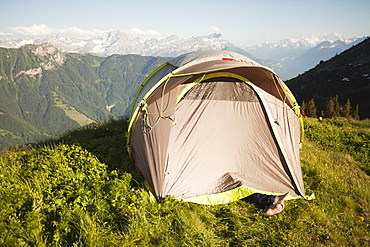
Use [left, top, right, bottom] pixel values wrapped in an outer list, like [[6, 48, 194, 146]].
[[359, 216, 365, 221]]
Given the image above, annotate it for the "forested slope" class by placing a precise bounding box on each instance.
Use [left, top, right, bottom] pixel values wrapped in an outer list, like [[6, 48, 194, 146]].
[[0, 43, 168, 149]]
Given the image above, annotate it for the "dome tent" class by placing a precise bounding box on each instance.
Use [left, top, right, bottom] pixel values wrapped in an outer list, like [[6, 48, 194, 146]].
[[127, 50, 306, 204]]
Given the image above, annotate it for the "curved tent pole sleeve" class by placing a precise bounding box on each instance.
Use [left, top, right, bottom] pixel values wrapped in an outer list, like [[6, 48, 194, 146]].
[[129, 62, 170, 118], [175, 73, 206, 103], [272, 74, 305, 143], [175, 72, 251, 104]]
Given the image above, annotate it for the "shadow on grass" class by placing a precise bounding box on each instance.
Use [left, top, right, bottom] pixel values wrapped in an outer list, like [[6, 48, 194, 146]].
[[45, 118, 144, 185]]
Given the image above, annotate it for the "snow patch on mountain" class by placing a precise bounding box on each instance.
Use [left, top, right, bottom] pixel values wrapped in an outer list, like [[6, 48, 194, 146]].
[[0, 30, 233, 57]]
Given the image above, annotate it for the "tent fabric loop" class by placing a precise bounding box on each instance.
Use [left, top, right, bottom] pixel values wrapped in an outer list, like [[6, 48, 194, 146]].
[[141, 76, 175, 133], [176, 73, 207, 103]]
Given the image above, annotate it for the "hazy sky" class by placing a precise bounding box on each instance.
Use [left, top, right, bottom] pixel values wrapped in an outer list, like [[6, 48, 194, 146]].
[[1, 0, 369, 45]]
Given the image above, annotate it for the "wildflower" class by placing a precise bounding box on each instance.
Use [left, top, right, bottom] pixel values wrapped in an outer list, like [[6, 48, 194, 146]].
[[359, 216, 365, 221]]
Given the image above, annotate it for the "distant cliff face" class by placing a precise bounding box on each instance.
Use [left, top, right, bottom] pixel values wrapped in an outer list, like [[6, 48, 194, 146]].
[[23, 42, 65, 69]]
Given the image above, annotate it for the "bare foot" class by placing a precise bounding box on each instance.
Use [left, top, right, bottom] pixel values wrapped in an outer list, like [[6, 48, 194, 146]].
[[265, 192, 289, 216], [265, 203, 284, 216]]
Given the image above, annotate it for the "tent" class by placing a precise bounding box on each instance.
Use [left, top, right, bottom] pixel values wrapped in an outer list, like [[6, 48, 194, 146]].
[[127, 50, 307, 204]]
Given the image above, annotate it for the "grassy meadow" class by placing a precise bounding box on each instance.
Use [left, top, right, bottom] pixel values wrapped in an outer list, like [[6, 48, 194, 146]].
[[0, 117, 369, 246]]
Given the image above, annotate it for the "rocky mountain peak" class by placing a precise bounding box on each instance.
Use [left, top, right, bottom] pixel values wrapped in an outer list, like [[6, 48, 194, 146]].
[[21, 42, 65, 68], [22, 42, 57, 56]]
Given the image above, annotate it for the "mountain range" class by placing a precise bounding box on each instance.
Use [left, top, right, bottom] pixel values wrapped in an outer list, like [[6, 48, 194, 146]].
[[244, 33, 366, 78], [0, 31, 366, 79], [0, 31, 247, 58]]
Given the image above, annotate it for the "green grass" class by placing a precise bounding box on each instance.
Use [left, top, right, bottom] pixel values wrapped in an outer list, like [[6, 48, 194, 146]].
[[0, 117, 369, 246], [304, 117, 370, 175], [52, 92, 95, 126]]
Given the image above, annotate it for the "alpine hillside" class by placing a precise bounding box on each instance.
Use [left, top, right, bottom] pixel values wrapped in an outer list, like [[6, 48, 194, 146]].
[[0, 43, 168, 149], [1, 37, 369, 150], [286, 37, 370, 119]]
